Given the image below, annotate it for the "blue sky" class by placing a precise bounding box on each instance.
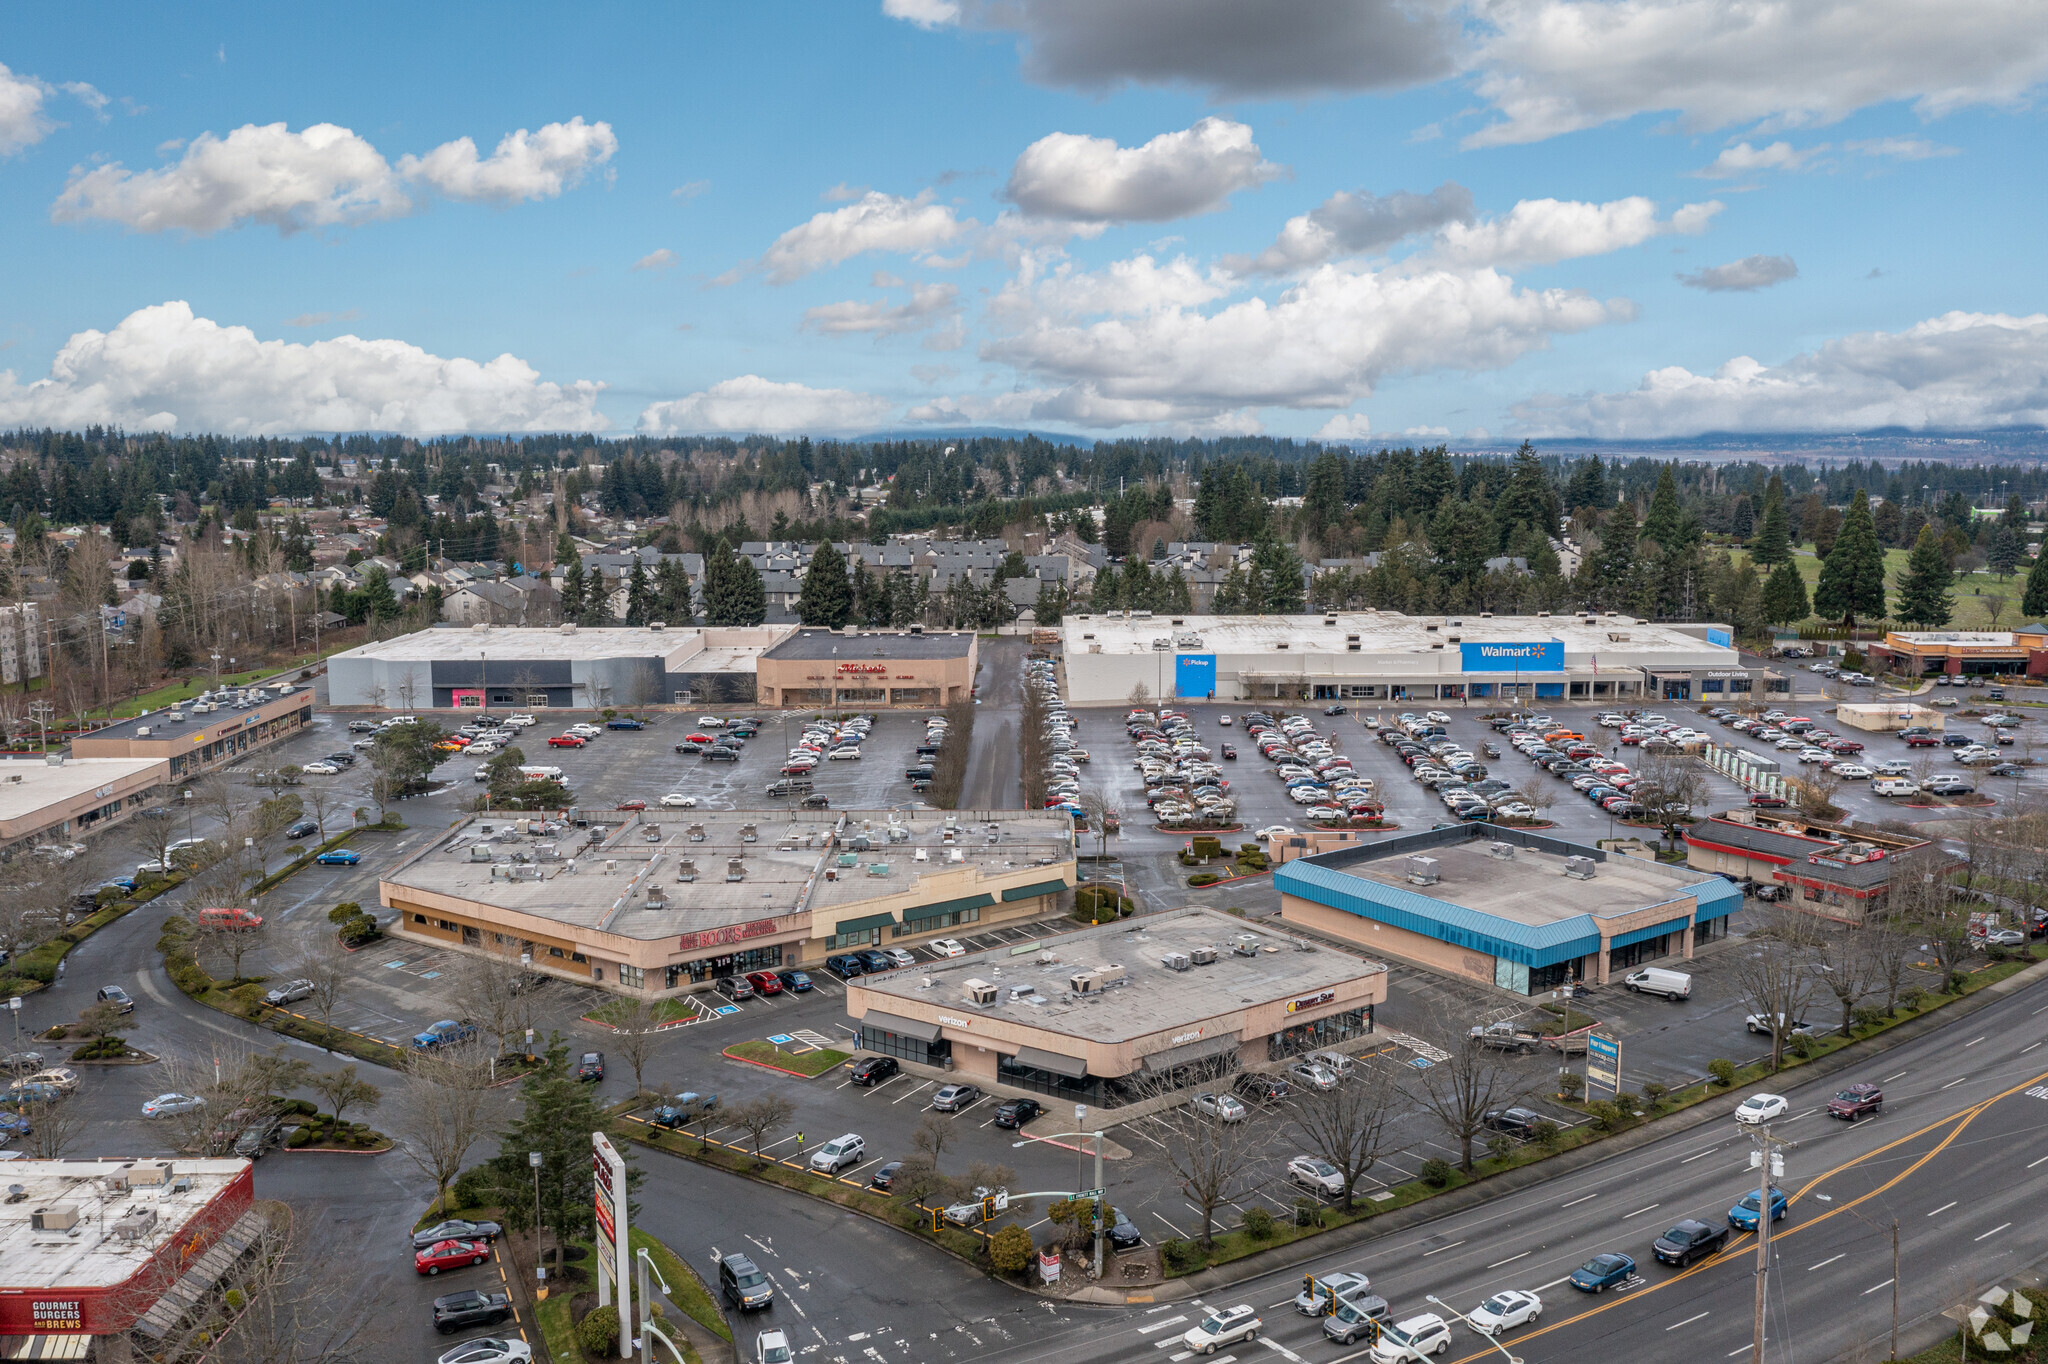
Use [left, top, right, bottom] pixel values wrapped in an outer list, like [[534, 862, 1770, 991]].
[[2, 1, 2044, 441]]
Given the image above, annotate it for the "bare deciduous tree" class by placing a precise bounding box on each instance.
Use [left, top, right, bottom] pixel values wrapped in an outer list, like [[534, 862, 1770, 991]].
[[157, 1047, 310, 1157], [1729, 904, 1822, 1069], [1808, 926, 1881, 1035], [604, 997, 666, 1098], [167, 1202, 368, 1364], [293, 935, 351, 1026], [448, 951, 538, 1058], [19, 1093, 88, 1159], [1137, 1073, 1273, 1246], [307, 1064, 381, 1126], [1286, 1056, 1406, 1210], [727, 1094, 796, 1163], [1404, 1004, 1538, 1172], [391, 1050, 495, 1211]]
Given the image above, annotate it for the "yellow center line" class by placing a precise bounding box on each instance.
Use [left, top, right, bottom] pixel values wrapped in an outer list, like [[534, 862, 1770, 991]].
[[1436, 1064, 2048, 1364]]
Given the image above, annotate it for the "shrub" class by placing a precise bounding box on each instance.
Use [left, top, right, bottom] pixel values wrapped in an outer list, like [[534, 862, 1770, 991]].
[[1240, 1206, 1276, 1240], [1584, 1100, 1624, 1132], [575, 1304, 620, 1356], [1556, 1072, 1584, 1100], [1420, 1157, 1453, 1187], [1293, 1199, 1324, 1228], [1640, 1080, 1668, 1106], [1707, 1058, 1737, 1087], [1187, 872, 1220, 887], [327, 903, 361, 925], [1787, 1033, 1817, 1059], [1190, 836, 1224, 860], [1531, 1120, 1561, 1151], [989, 1223, 1035, 1275], [1239, 843, 1260, 855], [1486, 1135, 1514, 1164], [451, 1165, 495, 1210], [1900, 988, 1928, 1011], [1850, 1004, 1888, 1030], [1160, 1238, 1207, 1273], [285, 1128, 312, 1149]]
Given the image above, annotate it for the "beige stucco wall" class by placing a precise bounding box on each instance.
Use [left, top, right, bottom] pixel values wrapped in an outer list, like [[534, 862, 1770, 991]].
[[1280, 893, 1500, 984], [757, 639, 977, 708]]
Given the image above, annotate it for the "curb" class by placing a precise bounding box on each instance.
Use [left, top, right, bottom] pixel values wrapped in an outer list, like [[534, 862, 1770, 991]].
[[1159, 952, 2048, 1299], [285, 1144, 392, 1155]]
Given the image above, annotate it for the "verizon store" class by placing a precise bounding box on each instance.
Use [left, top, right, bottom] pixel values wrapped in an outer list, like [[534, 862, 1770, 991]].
[[756, 629, 978, 709]]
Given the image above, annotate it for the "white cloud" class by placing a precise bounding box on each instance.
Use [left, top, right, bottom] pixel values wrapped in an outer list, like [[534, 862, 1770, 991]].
[[982, 259, 1627, 426], [671, 180, 710, 200], [1425, 196, 1720, 269], [0, 63, 52, 156], [1846, 136, 1960, 161], [0, 301, 607, 435], [882, 0, 959, 28], [1407, 424, 1452, 437], [757, 190, 970, 284], [53, 117, 613, 235], [949, 0, 1458, 99], [1234, 182, 1474, 274], [1003, 117, 1282, 223], [1513, 310, 2048, 437], [1467, 0, 2048, 147], [1315, 413, 1374, 439], [633, 248, 678, 272], [822, 182, 871, 202], [801, 282, 961, 337], [283, 308, 360, 327], [638, 376, 893, 435], [1678, 253, 1798, 292], [991, 250, 1234, 322], [395, 117, 615, 204], [1692, 140, 1826, 178]]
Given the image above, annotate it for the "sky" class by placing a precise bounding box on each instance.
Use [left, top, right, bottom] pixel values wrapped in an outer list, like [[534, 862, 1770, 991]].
[[1, 1, 2046, 444]]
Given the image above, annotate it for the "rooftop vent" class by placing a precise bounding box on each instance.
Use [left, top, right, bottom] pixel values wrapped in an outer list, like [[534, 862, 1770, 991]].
[[1563, 855, 1597, 880], [112, 1208, 159, 1242], [1406, 854, 1440, 886]]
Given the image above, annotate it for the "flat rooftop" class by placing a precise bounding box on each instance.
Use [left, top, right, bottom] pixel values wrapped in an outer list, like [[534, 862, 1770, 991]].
[[330, 624, 792, 665], [765, 629, 976, 661], [1333, 839, 1706, 925], [384, 810, 1073, 938], [0, 1158, 247, 1288], [85, 682, 311, 743], [853, 908, 1385, 1045], [1061, 611, 1735, 663], [0, 757, 166, 819]]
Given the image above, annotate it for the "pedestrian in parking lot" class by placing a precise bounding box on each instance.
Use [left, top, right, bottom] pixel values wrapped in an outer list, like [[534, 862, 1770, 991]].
[[796, 1131, 804, 1149]]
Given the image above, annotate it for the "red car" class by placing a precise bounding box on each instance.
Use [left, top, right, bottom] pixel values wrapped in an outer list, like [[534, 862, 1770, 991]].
[[615, 799, 647, 811], [1826, 739, 1864, 753], [744, 970, 783, 996], [1748, 793, 1789, 808], [1904, 734, 1939, 747], [547, 735, 586, 748], [684, 733, 714, 745], [781, 762, 815, 775], [416, 1239, 490, 1275]]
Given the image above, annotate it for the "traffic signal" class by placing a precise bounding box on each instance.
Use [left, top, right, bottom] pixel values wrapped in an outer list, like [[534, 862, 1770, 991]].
[[982, 1195, 996, 1221], [926, 1206, 943, 1232]]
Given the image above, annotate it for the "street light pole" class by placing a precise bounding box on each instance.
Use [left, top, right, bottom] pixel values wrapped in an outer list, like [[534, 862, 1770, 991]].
[[1745, 1124, 1793, 1364], [529, 1151, 545, 1289], [1013, 1126, 1107, 1278]]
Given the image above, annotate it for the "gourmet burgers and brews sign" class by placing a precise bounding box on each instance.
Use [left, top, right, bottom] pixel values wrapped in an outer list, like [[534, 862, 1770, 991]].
[[592, 1132, 632, 1357]]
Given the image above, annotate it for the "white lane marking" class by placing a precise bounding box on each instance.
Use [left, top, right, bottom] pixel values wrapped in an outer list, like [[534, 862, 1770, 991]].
[[1561, 1194, 1598, 1208], [1622, 1204, 1660, 1219], [1171, 1354, 1194, 1362], [1864, 1279, 1896, 1296], [1882, 1071, 1909, 1082], [2025, 1043, 2044, 1055], [1928, 1201, 1957, 1217], [1422, 1241, 1465, 1257], [1941, 1077, 1971, 1090], [1680, 1147, 1721, 1164], [1668, 1312, 1710, 1331], [1532, 1276, 1574, 1292], [1136, 1315, 1188, 1334], [2028, 1155, 2048, 1169], [1488, 1252, 1530, 1269], [1785, 1108, 1818, 1122], [1976, 1223, 2012, 1242], [1965, 1036, 1986, 1048], [1808, 1255, 1844, 1271], [1259, 1341, 1305, 1362]]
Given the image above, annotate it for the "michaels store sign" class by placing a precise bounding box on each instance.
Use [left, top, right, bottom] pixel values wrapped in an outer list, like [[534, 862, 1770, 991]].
[[1459, 640, 1564, 673]]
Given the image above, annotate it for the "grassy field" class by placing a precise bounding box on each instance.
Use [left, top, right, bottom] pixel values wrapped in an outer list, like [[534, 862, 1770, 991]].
[[628, 1226, 730, 1344], [721, 1040, 851, 1076], [1724, 543, 2035, 632], [585, 997, 698, 1028]]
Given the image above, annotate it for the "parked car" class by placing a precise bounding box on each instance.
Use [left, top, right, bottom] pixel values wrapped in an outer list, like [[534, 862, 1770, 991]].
[[575, 1052, 605, 1082], [1481, 1106, 1545, 1138], [992, 1096, 1044, 1128], [714, 976, 754, 1002], [264, 979, 315, 1007], [848, 1056, 899, 1086], [413, 1219, 503, 1251], [774, 969, 813, 993], [197, 907, 264, 931], [649, 1093, 719, 1128], [315, 849, 362, 866], [141, 1092, 206, 1118], [1653, 1218, 1730, 1266], [412, 1020, 477, 1050], [1287, 1156, 1345, 1197], [1235, 1072, 1291, 1104], [809, 1133, 865, 1174], [606, 718, 644, 730], [1287, 1060, 1339, 1091], [824, 954, 865, 980], [930, 1083, 982, 1112], [868, 1160, 902, 1192], [438, 1338, 532, 1364], [744, 970, 783, 996], [285, 819, 321, 839], [416, 1239, 491, 1275], [432, 1291, 513, 1334]]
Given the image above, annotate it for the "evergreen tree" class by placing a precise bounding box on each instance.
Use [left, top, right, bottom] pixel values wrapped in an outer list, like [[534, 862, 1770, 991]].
[[1760, 561, 1810, 626], [2022, 542, 2048, 618], [1032, 580, 1065, 625], [623, 557, 651, 626], [1638, 466, 1686, 549], [702, 538, 765, 626], [653, 559, 693, 624], [1211, 564, 1252, 614], [1585, 502, 1638, 611], [1987, 496, 2026, 578], [1251, 539, 1306, 613], [795, 542, 853, 627], [1811, 490, 1887, 628], [1751, 475, 1791, 567], [1090, 564, 1122, 612], [1491, 441, 1558, 552], [483, 1039, 642, 1275], [1893, 525, 1955, 627], [1563, 456, 1608, 514], [559, 557, 588, 624]]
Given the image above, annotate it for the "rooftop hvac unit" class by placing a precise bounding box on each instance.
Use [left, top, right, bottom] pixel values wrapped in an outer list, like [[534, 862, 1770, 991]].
[[128, 1162, 169, 1187], [1160, 951, 1191, 972], [1231, 935, 1260, 958], [1563, 856, 1597, 881], [1094, 962, 1127, 986], [1070, 970, 1101, 994], [644, 885, 666, 908], [725, 857, 746, 883], [112, 1208, 158, 1242], [468, 844, 495, 862], [965, 978, 998, 1005], [101, 1171, 129, 1192], [534, 842, 560, 861], [1489, 841, 1516, 861], [676, 857, 697, 883], [32, 1204, 79, 1232], [1406, 855, 1440, 886], [1189, 945, 1218, 966]]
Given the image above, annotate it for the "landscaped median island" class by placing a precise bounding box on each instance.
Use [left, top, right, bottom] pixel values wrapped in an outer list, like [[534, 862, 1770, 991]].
[[722, 1038, 852, 1077]]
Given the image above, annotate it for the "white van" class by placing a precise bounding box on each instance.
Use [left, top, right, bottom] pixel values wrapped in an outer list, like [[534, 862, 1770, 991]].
[[1624, 966, 1692, 1000], [1871, 777, 1919, 798], [517, 765, 563, 780], [1305, 1051, 1356, 1079]]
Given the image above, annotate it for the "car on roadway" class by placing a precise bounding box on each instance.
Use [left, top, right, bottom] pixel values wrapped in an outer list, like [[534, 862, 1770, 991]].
[[315, 849, 361, 865], [753, 1329, 792, 1364], [1370, 1312, 1451, 1362], [1735, 1093, 1789, 1124], [1254, 825, 1297, 839], [1466, 1291, 1541, 1335], [1728, 1186, 1788, 1231], [95, 985, 135, 1013], [412, 1219, 503, 1251], [928, 938, 966, 957], [1287, 1156, 1345, 1197], [264, 979, 315, 1006], [1652, 1218, 1730, 1266], [1295, 1271, 1371, 1315], [931, 1083, 982, 1112], [1182, 1305, 1262, 1354], [439, 1338, 532, 1364], [848, 1056, 899, 1086], [285, 819, 321, 839], [141, 1092, 206, 1118], [432, 1290, 513, 1334], [1827, 1083, 1883, 1120], [1191, 1092, 1247, 1122], [1569, 1252, 1636, 1292], [992, 1096, 1044, 1128], [416, 1239, 491, 1275]]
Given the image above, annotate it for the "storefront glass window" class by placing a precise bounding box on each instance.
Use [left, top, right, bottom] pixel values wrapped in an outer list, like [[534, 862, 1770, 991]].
[[860, 1027, 952, 1064], [892, 907, 980, 938], [828, 927, 881, 949], [1265, 1006, 1373, 1060], [683, 946, 783, 982]]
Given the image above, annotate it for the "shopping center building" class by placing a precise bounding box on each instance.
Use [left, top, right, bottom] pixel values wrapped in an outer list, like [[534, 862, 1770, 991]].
[[754, 628, 979, 709], [1058, 610, 1776, 705], [379, 808, 1074, 993], [70, 680, 316, 780], [0, 755, 170, 858], [1866, 624, 2048, 679], [1682, 809, 1932, 924], [845, 907, 1388, 1107], [1274, 823, 1740, 995]]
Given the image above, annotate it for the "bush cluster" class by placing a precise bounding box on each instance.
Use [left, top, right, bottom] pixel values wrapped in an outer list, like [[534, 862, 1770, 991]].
[[1187, 872, 1221, 887], [575, 1304, 620, 1356], [1420, 1157, 1454, 1187], [1160, 1238, 1207, 1273]]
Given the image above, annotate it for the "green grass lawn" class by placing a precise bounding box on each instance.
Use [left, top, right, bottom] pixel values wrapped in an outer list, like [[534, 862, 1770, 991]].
[[1724, 543, 2034, 632], [628, 1227, 730, 1343], [585, 997, 698, 1027], [722, 1040, 851, 1077]]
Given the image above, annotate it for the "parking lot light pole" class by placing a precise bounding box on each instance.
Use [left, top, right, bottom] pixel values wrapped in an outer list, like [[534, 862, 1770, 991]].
[[1011, 1126, 1105, 1276], [529, 1150, 544, 1289], [1424, 1296, 1521, 1364]]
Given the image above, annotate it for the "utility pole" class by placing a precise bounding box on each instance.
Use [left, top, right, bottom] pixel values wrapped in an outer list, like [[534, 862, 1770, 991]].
[[1745, 1124, 1793, 1364]]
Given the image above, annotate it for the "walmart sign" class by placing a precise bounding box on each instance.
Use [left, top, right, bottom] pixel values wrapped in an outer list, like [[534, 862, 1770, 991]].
[[1460, 640, 1564, 673]]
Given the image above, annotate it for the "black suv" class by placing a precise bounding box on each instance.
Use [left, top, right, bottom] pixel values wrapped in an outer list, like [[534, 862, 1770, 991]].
[[1482, 1107, 1545, 1138], [576, 1052, 605, 1082], [992, 1096, 1043, 1128], [1234, 1072, 1291, 1104], [848, 1056, 899, 1086], [433, 1291, 512, 1334], [1653, 1218, 1731, 1266], [801, 794, 832, 809]]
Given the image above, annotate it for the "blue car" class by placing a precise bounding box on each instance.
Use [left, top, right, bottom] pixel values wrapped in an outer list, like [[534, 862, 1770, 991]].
[[98, 876, 140, 894], [606, 718, 644, 730], [412, 1020, 477, 1050], [775, 970, 813, 993], [1569, 1253, 1636, 1293], [1727, 1187, 1788, 1231], [0, 1112, 30, 1137], [316, 849, 361, 865]]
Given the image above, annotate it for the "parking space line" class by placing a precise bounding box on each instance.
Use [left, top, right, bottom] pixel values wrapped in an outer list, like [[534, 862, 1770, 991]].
[[892, 1081, 934, 1105]]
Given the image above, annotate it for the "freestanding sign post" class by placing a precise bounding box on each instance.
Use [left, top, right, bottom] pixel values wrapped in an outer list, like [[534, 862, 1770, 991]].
[[594, 1132, 632, 1358], [1585, 1034, 1621, 1101]]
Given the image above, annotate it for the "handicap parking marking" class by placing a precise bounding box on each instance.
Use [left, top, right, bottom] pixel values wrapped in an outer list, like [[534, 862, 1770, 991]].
[[383, 960, 408, 970], [420, 971, 442, 979], [768, 1034, 796, 1046], [713, 1004, 742, 1016]]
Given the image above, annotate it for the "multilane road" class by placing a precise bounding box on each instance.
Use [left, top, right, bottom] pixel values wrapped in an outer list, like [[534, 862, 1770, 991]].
[[939, 971, 2048, 1364]]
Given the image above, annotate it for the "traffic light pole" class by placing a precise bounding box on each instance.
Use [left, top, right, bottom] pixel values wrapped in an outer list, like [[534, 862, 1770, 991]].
[[1746, 1125, 1795, 1364]]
